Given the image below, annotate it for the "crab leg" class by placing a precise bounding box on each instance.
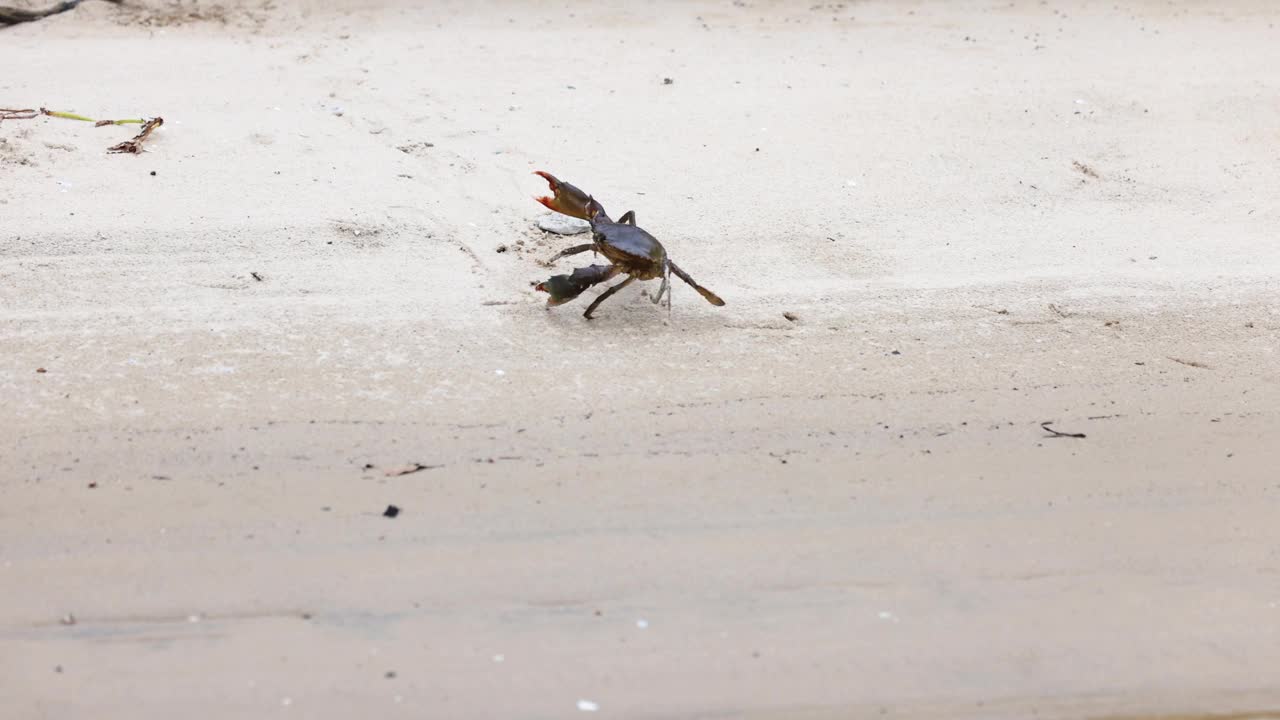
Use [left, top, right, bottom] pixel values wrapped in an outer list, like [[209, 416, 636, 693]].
[[583, 276, 636, 320], [533, 171, 609, 222], [651, 264, 669, 306], [668, 261, 725, 306], [544, 243, 596, 266]]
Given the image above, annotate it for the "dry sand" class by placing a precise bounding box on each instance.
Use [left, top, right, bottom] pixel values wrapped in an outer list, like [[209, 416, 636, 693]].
[[2, 1, 1279, 718]]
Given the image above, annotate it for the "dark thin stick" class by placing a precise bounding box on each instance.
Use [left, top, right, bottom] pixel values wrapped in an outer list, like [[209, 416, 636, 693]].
[[382, 462, 441, 477], [0, 107, 39, 121], [1041, 422, 1086, 439]]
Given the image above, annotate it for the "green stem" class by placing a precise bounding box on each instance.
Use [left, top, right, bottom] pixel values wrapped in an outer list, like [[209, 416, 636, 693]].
[[43, 109, 96, 122], [42, 109, 147, 125]]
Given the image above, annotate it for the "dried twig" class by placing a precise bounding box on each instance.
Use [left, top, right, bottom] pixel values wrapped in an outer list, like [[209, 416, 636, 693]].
[[107, 116, 164, 154], [0, 107, 39, 121], [1041, 422, 1086, 439]]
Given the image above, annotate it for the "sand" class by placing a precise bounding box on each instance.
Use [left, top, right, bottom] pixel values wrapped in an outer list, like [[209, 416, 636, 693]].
[[2, 1, 1279, 718]]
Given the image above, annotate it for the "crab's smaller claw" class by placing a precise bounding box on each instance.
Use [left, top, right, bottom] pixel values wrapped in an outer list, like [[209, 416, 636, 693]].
[[533, 170, 606, 222], [534, 274, 583, 306], [534, 263, 618, 306]]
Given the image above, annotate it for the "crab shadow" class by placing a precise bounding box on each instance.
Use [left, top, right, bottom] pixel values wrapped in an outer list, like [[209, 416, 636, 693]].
[[529, 282, 727, 335]]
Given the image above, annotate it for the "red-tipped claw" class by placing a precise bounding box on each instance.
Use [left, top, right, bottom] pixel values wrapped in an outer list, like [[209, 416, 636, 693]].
[[533, 275, 577, 306], [532, 170, 605, 221]]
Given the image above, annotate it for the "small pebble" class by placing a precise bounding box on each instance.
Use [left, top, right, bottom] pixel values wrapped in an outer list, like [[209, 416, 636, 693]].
[[383, 505, 400, 519], [496, 244, 508, 253], [537, 214, 591, 235], [36, 367, 46, 373], [149, 170, 156, 176], [663, 77, 674, 85], [783, 311, 799, 322]]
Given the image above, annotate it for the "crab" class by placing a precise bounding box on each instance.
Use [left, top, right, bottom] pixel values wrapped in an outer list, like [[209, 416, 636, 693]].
[[531, 171, 725, 319]]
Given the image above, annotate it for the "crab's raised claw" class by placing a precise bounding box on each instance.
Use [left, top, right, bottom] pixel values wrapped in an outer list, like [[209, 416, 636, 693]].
[[533, 170, 607, 222]]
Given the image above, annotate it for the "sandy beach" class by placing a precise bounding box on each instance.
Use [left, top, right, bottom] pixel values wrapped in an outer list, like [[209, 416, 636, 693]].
[[2, 1, 1279, 717]]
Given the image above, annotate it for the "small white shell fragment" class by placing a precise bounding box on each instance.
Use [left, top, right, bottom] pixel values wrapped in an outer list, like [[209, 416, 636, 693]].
[[635, 619, 649, 629], [493, 654, 505, 663], [537, 214, 591, 235], [577, 699, 599, 712]]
